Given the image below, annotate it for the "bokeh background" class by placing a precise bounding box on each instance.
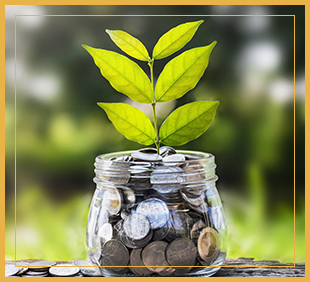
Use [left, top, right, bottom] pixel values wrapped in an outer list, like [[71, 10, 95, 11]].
[[5, 5, 305, 262]]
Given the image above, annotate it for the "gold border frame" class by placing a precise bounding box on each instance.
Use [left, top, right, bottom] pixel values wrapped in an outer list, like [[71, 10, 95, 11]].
[[13, 13, 297, 271]]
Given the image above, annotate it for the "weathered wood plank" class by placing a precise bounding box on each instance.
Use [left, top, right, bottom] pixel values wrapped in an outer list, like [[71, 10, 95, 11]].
[[214, 258, 305, 277], [6, 258, 305, 277]]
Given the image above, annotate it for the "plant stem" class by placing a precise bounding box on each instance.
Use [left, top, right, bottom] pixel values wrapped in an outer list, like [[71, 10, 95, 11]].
[[148, 59, 160, 154], [151, 102, 160, 153]]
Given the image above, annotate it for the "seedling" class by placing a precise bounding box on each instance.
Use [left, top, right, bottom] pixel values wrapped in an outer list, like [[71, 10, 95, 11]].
[[83, 20, 219, 153]]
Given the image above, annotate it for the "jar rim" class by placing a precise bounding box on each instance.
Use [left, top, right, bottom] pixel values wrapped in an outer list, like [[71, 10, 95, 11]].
[[95, 150, 215, 165]]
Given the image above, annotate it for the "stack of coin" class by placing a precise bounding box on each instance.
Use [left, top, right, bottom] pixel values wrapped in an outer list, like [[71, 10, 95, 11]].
[[90, 147, 225, 276]]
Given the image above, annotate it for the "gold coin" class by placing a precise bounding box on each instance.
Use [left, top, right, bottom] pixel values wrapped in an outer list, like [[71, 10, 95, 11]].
[[197, 227, 220, 265]]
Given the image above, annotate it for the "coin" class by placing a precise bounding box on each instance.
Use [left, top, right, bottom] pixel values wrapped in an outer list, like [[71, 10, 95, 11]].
[[120, 210, 130, 220], [98, 222, 113, 243], [165, 211, 193, 242], [162, 153, 185, 165], [183, 161, 205, 183], [159, 146, 176, 157], [152, 221, 170, 241], [131, 151, 162, 162], [151, 166, 184, 184], [190, 220, 206, 242], [189, 201, 209, 214], [49, 263, 80, 276], [123, 213, 150, 240], [120, 229, 153, 249], [136, 198, 169, 229], [28, 260, 56, 271], [100, 239, 129, 273], [21, 273, 50, 277], [180, 190, 205, 207], [102, 187, 122, 215], [119, 187, 136, 209], [152, 183, 180, 194], [129, 248, 153, 276], [24, 270, 49, 276], [158, 263, 176, 276], [166, 238, 197, 267], [74, 260, 102, 276], [5, 264, 22, 277], [197, 227, 220, 265], [138, 148, 158, 154], [141, 241, 169, 273]]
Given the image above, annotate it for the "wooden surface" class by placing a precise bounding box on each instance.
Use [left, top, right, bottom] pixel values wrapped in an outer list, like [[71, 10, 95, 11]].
[[7, 258, 305, 277], [214, 257, 305, 277]]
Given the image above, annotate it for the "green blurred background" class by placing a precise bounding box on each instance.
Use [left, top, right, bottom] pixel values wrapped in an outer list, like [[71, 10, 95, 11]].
[[5, 5, 305, 262]]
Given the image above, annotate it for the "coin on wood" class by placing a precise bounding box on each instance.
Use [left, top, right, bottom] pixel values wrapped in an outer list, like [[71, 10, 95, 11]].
[[49, 263, 80, 276]]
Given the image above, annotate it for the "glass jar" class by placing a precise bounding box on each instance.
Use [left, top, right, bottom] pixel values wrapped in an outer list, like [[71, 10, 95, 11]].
[[86, 150, 227, 277]]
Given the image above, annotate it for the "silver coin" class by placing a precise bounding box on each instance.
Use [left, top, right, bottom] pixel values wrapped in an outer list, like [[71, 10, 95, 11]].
[[151, 166, 185, 184], [123, 213, 150, 240], [15, 262, 29, 275], [162, 153, 185, 165], [16, 261, 29, 267], [165, 211, 193, 242], [131, 151, 162, 162], [5, 264, 22, 277], [120, 210, 130, 220], [28, 260, 56, 271], [152, 221, 170, 241], [152, 183, 180, 194], [190, 220, 206, 242], [159, 146, 176, 157], [180, 190, 205, 207], [88, 250, 101, 265], [183, 162, 205, 183], [102, 187, 122, 215], [136, 198, 169, 229], [49, 263, 80, 277], [119, 187, 136, 209], [120, 228, 153, 249], [16, 267, 29, 275], [21, 273, 49, 277], [74, 260, 101, 276], [24, 270, 49, 276], [98, 222, 113, 242], [138, 148, 158, 154], [189, 201, 209, 214]]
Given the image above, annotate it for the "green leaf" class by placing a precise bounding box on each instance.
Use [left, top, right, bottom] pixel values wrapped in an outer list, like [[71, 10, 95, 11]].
[[98, 102, 155, 145], [155, 42, 217, 103], [159, 101, 219, 146], [152, 20, 204, 60], [83, 45, 153, 104], [106, 29, 150, 61]]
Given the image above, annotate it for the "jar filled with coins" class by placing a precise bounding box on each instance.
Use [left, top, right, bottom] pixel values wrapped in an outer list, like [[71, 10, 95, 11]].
[[86, 148, 227, 277]]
